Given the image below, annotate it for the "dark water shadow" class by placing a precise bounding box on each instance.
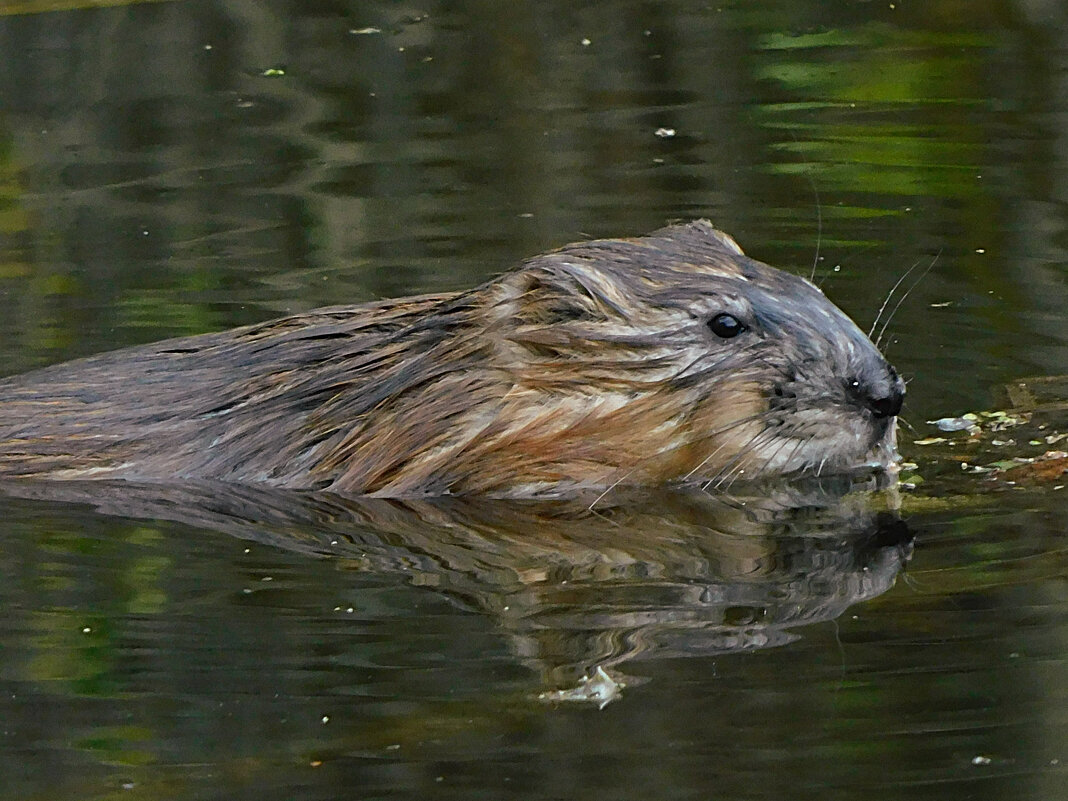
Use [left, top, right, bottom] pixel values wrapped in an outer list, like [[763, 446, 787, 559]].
[[0, 476, 913, 704]]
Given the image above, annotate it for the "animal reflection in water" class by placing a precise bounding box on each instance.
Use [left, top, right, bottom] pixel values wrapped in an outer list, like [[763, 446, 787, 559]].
[[1, 477, 912, 706]]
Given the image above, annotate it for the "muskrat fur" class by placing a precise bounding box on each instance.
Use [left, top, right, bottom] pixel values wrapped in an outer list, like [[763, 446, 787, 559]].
[[0, 221, 905, 497]]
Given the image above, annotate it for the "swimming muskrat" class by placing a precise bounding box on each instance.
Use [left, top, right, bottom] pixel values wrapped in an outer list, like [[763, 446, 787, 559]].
[[0, 221, 905, 497]]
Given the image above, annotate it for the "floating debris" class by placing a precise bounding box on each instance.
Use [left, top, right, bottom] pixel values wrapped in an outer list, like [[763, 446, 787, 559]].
[[907, 379, 1068, 495], [928, 410, 1029, 435], [991, 451, 1068, 485], [930, 415, 978, 433], [538, 666, 624, 709]]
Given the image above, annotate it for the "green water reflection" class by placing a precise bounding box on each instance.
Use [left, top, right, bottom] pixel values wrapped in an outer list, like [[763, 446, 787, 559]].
[[0, 485, 1063, 800], [0, 0, 1065, 799]]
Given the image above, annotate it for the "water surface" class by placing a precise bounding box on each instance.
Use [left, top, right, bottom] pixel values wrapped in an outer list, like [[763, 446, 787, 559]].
[[0, 1, 1065, 799]]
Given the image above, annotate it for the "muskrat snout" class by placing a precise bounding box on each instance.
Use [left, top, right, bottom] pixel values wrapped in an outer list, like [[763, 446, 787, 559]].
[[849, 365, 905, 420]]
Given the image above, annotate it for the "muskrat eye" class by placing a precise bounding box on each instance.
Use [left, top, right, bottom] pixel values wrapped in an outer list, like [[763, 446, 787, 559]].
[[707, 312, 746, 339]]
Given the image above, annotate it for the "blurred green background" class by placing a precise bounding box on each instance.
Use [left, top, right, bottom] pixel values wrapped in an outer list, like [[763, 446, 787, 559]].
[[0, 1, 1065, 799]]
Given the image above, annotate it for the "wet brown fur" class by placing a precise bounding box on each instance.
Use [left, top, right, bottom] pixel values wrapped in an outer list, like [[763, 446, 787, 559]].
[[0, 221, 902, 497]]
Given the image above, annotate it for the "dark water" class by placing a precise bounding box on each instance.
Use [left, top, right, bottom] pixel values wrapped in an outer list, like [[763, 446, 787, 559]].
[[0, 1, 1066, 799]]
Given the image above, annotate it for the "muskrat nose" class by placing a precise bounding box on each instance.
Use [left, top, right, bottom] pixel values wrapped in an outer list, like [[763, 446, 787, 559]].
[[868, 386, 904, 419], [850, 369, 905, 419]]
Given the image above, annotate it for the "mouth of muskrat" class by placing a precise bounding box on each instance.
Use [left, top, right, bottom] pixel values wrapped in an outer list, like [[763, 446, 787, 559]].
[[685, 422, 900, 491], [649, 372, 903, 492]]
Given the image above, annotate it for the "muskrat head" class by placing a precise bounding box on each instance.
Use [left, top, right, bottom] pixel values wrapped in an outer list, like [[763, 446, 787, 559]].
[[482, 220, 905, 492]]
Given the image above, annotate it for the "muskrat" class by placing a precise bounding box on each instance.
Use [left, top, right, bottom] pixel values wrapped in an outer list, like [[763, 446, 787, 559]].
[[0, 221, 905, 497]]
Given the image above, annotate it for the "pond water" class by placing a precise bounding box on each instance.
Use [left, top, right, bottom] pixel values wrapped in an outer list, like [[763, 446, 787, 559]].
[[0, 1, 1065, 799]]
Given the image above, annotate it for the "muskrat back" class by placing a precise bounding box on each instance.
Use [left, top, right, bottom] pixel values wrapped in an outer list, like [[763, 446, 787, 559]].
[[0, 221, 905, 497]]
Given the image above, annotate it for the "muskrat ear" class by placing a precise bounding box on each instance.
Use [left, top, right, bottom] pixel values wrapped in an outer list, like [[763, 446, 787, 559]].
[[516, 275, 594, 325], [495, 263, 624, 328]]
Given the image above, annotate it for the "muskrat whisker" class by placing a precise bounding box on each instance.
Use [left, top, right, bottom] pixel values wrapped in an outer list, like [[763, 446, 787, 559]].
[[815, 242, 880, 291], [755, 431, 807, 483], [898, 415, 920, 437], [599, 402, 777, 496], [683, 439, 736, 484], [677, 410, 786, 483], [706, 456, 755, 492], [702, 425, 785, 491], [721, 427, 810, 492], [810, 178, 823, 284], [587, 468, 637, 514], [782, 126, 824, 286], [875, 250, 940, 350], [869, 258, 925, 341], [706, 453, 759, 493], [731, 434, 809, 492], [602, 407, 772, 489]]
